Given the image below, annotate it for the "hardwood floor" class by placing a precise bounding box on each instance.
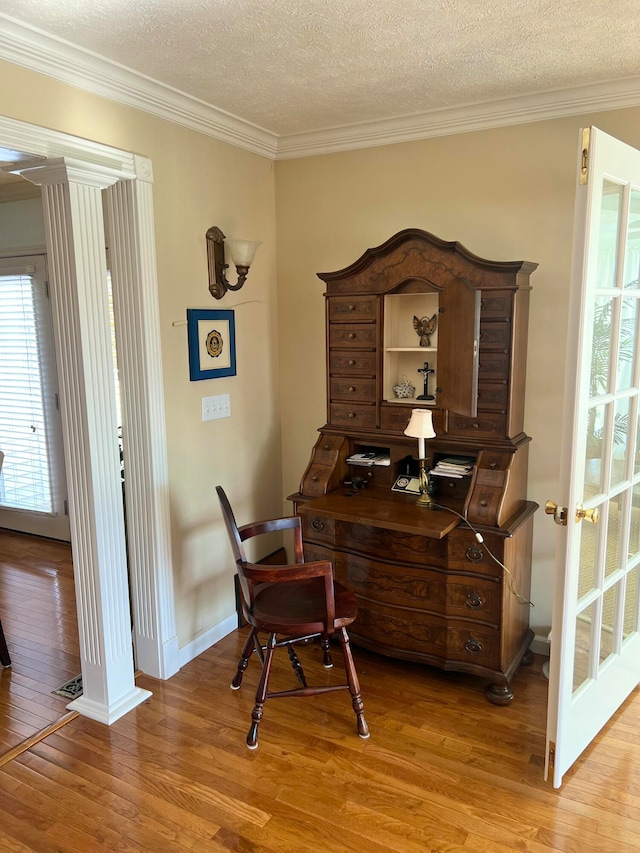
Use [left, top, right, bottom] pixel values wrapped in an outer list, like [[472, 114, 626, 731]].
[[0, 529, 80, 755], [1, 530, 640, 852]]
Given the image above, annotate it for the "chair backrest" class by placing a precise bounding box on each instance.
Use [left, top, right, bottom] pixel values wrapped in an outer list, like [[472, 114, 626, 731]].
[[216, 485, 335, 627]]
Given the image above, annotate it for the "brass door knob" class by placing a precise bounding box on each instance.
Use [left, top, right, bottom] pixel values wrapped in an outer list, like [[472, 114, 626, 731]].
[[575, 503, 599, 524]]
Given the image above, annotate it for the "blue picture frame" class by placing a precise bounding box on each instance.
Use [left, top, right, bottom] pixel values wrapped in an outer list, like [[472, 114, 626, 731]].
[[187, 308, 236, 381]]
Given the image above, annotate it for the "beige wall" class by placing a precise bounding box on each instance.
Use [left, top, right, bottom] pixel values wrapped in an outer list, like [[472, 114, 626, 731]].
[[0, 60, 281, 649], [3, 54, 640, 649], [275, 108, 640, 636]]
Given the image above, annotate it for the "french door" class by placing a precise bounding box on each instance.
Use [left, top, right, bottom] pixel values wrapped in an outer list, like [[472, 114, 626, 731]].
[[545, 127, 640, 787], [0, 254, 70, 540]]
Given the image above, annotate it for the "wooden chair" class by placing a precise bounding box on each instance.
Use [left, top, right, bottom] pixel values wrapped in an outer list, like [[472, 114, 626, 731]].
[[0, 618, 10, 668], [216, 486, 369, 750]]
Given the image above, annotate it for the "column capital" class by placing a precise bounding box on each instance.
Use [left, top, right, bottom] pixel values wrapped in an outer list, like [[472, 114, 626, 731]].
[[13, 156, 122, 190]]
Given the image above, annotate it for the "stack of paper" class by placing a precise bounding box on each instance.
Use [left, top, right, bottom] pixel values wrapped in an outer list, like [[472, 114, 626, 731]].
[[431, 456, 475, 478], [347, 451, 391, 467]]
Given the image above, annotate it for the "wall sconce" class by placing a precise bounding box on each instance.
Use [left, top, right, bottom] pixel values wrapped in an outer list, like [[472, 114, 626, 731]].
[[404, 408, 437, 508], [207, 226, 262, 300]]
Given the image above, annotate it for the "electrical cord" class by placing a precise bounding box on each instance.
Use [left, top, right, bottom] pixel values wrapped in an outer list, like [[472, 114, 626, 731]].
[[432, 502, 534, 607]]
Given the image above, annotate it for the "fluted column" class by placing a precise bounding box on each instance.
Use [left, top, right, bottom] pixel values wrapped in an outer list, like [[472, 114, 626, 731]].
[[104, 156, 179, 679], [17, 157, 151, 723]]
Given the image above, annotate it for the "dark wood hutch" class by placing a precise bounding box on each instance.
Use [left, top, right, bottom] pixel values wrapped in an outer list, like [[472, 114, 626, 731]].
[[289, 229, 538, 703]]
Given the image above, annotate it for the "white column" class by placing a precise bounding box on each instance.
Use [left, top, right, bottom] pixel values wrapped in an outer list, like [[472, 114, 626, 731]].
[[104, 156, 179, 679], [17, 157, 151, 724]]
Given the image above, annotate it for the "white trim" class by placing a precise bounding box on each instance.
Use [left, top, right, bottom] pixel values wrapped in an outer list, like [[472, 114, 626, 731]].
[[68, 686, 153, 725], [178, 613, 238, 668], [0, 14, 278, 161], [0, 118, 178, 726], [530, 632, 551, 657], [1, 14, 640, 161], [276, 77, 640, 160]]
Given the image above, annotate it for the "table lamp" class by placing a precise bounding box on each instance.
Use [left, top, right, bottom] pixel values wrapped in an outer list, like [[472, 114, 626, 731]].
[[404, 408, 437, 508]]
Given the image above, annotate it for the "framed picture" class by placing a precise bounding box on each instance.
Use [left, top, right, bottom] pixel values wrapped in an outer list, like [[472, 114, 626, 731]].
[[187, 309, 236, 381]]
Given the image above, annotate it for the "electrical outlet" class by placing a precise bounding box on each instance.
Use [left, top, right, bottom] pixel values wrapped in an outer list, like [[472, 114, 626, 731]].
[[202, 393, 231, 421]]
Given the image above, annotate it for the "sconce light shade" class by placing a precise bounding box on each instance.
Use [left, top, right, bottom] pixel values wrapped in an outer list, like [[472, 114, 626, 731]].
[[225, 238, 262, 268], [207, 226, 262, 300]]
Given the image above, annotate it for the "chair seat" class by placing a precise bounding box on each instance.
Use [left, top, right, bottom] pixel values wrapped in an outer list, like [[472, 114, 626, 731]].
[[249, 578, 358, 634]]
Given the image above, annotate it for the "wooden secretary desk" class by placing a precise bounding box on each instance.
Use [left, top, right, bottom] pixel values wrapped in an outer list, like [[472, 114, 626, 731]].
[[289, 229, 539, 704]]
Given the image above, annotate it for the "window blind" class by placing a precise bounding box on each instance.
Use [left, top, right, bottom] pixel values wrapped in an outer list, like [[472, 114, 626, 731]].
[[0, 266, 54, 514]]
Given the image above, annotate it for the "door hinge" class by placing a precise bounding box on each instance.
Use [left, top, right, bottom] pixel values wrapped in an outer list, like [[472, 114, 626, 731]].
[[547, 741, 555, 775], [54, 392, 59, 411], [579, 127, 590, 185], [44, 279, 50, 298], [64, 499, 69, 516]]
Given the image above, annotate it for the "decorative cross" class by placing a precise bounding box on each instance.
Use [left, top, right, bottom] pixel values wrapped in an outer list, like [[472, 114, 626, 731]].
[[417, 362, 435, 400]]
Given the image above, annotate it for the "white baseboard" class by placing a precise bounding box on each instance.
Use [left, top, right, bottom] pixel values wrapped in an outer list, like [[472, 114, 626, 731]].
[[178, 613, 238, 668], [530, 632, 551, 657]]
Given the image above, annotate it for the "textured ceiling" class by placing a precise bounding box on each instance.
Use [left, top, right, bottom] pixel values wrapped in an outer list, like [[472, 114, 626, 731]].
[[1, 0, 639, 136]]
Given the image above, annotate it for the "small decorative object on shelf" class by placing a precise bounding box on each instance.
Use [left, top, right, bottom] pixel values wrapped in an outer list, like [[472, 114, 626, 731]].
[[417, 361, 435, 400], [413, 314, 438, 347], [392, 375, 415, 399]]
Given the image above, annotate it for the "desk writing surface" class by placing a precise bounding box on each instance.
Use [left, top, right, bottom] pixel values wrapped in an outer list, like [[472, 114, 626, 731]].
[[299, 488, 460, 539]]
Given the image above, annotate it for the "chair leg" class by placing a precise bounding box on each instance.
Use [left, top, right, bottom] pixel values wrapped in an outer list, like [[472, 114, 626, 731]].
[[286, 642, 307, 687], [338, 627, 369, 740], [0, 618, 10, 668], [231, 627, 256, 690], [247, 631, 277, 750], [320, 634, 333, 669]]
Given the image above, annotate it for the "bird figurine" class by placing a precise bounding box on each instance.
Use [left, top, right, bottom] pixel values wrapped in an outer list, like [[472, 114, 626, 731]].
[[413, 314, 438, 347]]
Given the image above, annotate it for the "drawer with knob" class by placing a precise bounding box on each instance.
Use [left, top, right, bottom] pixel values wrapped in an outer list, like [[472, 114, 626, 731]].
[[329, 402, 377, 429], [446, 411, 506, 440], [330, 352, 377, 376], [447, 624, 500, 668], [447, 529, 502, 577], [299, 466, 336, 497], [329, 377, 376, 402], [329, 324, 377, 349], [300, 513, 336, 544], [308, 433, 346, 465], [328, 296, 377, 322]]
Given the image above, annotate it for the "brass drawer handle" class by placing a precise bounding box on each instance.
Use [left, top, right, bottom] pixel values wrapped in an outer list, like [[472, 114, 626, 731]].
[[348, 333, 356, 339], [347, 412, 356, 419], [323, 444, 331, 451], [348, 359, 356, 366], [465, 638, 483, 655], [465, 592, 484, 609], [348, 304, 356, 311], [465, 545, 483, 562], [311, 475, 319, 482], [472, 422, 479, 430], [348, 386, 356, 392], [311, 519, 325, 531]]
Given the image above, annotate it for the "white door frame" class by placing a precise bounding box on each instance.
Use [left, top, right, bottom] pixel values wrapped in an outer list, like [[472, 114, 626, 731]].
[[0, 115, 179, 724]]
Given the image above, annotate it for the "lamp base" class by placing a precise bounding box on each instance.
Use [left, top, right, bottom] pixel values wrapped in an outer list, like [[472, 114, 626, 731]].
[[415, 492, 439, 509]]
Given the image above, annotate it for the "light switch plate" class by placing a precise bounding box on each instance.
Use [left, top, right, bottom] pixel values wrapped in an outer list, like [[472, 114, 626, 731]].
[[202, 393, 231, 421]]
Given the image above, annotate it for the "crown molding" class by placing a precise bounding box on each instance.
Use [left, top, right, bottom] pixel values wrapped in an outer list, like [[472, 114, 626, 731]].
[[275, 76, 640, 160], [1, 14, 639, 163], [0, 14, 278, 160]]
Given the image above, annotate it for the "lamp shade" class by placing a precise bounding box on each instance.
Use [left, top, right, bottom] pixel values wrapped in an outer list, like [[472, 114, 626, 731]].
[[226, 238, 262, 268], [404, 408, 436, 439]]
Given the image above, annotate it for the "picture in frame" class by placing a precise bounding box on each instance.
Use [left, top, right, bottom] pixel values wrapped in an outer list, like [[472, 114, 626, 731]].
[[187, 308, 236, 381]]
